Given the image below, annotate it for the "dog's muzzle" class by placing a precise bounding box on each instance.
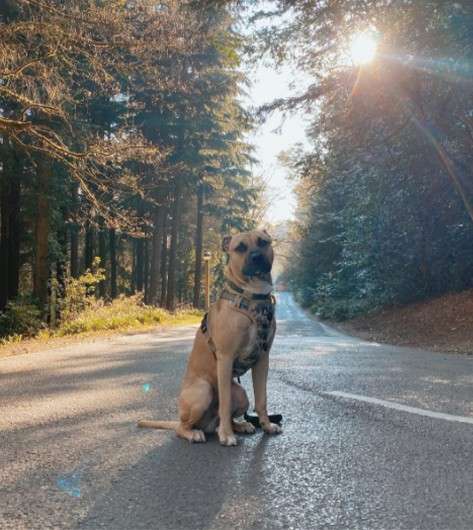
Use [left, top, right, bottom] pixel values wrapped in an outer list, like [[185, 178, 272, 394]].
[[242, 251, 271, 277]]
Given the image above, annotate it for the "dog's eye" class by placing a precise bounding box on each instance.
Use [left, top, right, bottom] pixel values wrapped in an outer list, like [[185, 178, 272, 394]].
[[234, 242, 247, 253], [257, 238, 269, 248]]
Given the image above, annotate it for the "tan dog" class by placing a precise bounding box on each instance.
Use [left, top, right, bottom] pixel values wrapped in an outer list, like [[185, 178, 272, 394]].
[[138, 229, 282, 446]]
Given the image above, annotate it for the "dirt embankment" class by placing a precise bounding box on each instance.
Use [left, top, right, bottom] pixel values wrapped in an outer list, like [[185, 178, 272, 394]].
[[329, 289, 473, 355]]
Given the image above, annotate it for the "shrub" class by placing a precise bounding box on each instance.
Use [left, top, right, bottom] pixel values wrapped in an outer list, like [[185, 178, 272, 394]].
[[57, 294, 202, 336], [0, 299, 43, 338], [60, 257, 106, 321]]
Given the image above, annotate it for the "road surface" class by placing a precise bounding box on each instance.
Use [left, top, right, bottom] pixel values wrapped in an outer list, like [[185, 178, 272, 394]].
[[1, 292, 472, 529]]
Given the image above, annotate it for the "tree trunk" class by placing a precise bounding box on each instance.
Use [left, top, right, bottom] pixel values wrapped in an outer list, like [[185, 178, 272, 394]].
[[109, 228, 118, 299], [135, 237, 144, 293], [7, 163, 21, 301], [0, 171, 9, 311], [143, 237, 150, 303], [98, 228, 107, 298], [160, 211, 168, 307], [131, 237, 136, 293], [56, 217, 67, 321], [33, 158, 50, 313], [69, 184, 80, 278], [0, 152, 21, 309], [149, 207, 165, 305], [84, 224, 95, 270], [193, 184, 204, 308], [166, 179, 182, 311]]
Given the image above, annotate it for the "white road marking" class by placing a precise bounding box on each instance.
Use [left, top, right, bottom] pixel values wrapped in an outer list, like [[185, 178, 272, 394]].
[[326, 391, 473, 425]]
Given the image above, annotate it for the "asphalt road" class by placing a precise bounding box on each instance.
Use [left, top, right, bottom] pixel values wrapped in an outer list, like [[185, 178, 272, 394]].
[[1, 292, 473, 530]]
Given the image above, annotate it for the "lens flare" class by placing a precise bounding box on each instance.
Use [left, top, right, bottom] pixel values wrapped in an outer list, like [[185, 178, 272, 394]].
[[350, 33, 378, 65]]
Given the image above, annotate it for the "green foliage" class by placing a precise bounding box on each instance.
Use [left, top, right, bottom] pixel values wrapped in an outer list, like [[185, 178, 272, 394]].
[[274, 0, 473, 320], [57, 295, 202, 336], [60, 258, 106, 321], [0, 0, 260, 321], [0, 299, 43, 339]]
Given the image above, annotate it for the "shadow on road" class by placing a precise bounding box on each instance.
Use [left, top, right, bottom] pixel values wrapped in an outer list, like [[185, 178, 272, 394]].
[[78, 431, 274, 530]]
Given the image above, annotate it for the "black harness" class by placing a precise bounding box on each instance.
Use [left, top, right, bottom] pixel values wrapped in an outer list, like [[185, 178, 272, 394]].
[[200, 281, 276, 377]]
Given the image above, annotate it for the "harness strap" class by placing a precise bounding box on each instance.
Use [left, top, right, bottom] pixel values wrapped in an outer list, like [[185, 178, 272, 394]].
[[220, 290, 257, 321], [224, 279, 273, 301], [200, 313, 217, 354]]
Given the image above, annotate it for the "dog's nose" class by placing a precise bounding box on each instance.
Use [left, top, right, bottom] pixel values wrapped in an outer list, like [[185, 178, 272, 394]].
[[249, 251, 263, 263]]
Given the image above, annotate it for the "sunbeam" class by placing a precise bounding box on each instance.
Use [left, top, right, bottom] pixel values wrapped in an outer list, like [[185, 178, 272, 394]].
[[383, 52, 473, 83]]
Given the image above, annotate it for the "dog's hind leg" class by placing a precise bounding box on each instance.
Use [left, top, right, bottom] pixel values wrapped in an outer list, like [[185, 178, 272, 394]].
[[177, 379, 213, 443]]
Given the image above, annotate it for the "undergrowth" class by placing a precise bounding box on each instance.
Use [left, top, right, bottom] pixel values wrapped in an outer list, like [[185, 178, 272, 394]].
[[0, 260, 202, 348], [55, 295, 202, 336]]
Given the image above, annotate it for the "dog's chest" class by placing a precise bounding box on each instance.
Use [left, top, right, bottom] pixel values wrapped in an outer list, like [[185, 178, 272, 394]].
[[233, 302, 275, 377]]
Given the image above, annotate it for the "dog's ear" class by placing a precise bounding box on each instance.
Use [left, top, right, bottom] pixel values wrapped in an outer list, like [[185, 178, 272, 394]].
[[262, 229, 272, 242], [222, 235, 232, 253]]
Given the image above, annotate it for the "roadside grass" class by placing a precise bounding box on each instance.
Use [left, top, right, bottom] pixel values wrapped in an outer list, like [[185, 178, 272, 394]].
[[54, 296, 202, 336], [0, 296, 203, 357]]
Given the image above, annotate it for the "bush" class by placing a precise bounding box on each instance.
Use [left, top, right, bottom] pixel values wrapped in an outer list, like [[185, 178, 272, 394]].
[[60, 257, 106, 321], [57, 294, 202, 336], [0, 260, 202, 343], [0, 299, 43, 338]]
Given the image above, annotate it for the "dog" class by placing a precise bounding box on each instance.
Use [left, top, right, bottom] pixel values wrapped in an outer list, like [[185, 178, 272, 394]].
[[138, 229, 282, 446]]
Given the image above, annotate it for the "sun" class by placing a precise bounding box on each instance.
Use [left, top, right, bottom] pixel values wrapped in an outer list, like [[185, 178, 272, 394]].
[[350, 32, 378, 65]]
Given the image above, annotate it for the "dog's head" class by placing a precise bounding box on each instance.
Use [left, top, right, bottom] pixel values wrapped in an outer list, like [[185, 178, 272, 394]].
[[222, 230, 274, 280]]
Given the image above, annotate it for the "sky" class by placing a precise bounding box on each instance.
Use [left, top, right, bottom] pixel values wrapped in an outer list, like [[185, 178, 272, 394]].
[[241, 6, 374, 226], [245, 60, 312, 224], [238, 2, 314, 225]]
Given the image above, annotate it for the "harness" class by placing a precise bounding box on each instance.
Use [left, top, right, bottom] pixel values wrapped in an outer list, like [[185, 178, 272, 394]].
[[200, 280, 276, 378]]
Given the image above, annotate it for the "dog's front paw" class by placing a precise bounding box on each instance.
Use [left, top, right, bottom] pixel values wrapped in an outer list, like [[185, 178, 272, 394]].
[[261, 422, 283, 435], [218, 427, 238, 446]]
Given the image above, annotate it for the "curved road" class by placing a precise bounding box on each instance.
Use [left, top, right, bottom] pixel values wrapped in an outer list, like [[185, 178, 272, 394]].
[[1, 292, 472, 529]]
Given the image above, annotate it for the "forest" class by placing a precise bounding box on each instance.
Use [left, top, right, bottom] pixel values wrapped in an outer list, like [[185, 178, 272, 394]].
[[0, 0, 260, 338], [2, 0, 473, 340], [268, 0, 473, 320]]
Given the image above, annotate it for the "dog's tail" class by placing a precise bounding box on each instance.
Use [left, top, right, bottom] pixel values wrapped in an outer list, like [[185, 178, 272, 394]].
[[137, 419, 179, 430]]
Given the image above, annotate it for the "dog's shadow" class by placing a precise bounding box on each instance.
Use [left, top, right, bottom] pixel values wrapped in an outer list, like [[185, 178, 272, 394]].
[[79, 431, 273, 529]]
